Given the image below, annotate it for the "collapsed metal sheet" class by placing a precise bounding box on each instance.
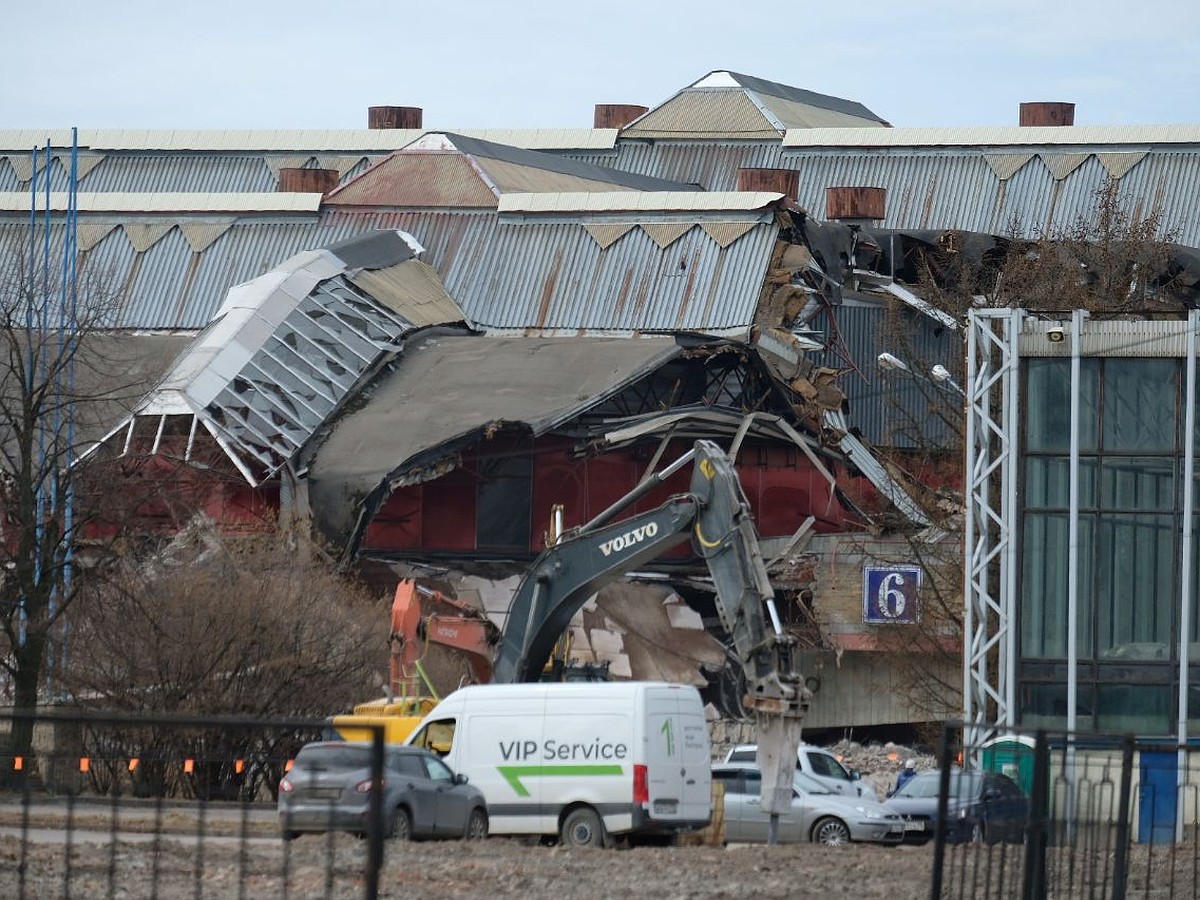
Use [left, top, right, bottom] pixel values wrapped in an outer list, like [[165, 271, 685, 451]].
[[306, 334, 683, 551]]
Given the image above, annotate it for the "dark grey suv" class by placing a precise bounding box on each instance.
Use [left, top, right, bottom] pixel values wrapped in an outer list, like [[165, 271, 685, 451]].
[[278, 741, 488, 841]]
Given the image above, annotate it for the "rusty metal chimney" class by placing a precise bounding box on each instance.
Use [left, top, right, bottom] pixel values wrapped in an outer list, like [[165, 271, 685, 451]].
[[737, 168, 800, 200], [368, 106, 424, 129], [826, 186, 886, 225], [1019, 102, 1075, 126], [277, 168, 340, 194], [593, 104, 648, 129]]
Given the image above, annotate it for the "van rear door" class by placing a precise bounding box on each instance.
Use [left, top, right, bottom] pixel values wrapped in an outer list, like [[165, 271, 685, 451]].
[[644, 688, 711, 826]]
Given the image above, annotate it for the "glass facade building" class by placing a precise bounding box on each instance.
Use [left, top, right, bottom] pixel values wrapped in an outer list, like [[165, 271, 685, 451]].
[[1017, 343, 1200, 736]]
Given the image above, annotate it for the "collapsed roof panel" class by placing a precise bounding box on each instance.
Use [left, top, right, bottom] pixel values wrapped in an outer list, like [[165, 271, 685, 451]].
[[306, 334, 683, 548], [83, 230, 466, 485]]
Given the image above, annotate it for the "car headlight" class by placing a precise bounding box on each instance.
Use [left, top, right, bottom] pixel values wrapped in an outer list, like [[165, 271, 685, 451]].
[[855, 806, 883, 818]]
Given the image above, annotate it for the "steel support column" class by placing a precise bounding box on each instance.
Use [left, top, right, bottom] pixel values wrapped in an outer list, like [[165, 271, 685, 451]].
[[963, 308, 1021, 759]]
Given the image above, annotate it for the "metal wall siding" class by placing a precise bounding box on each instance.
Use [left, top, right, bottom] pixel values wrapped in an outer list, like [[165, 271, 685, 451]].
[[576, 141, 1200, 246], [326, 210, 499, 280], [452, 221, 775, 333], [564, 142, 786, 191], [1116, 151, 1200, 245], [825, 304, 962, 448]]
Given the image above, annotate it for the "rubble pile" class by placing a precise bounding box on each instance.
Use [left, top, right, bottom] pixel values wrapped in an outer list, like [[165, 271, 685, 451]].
[[829, 739, 939, 799]]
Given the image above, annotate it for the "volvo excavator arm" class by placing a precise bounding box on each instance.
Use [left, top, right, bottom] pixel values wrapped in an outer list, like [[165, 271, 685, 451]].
[[492, 439, 809, 839]]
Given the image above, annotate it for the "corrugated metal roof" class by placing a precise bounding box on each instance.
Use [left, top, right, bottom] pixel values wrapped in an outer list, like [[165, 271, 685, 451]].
[[622, 90, 786, 140], [0, 128, 614, 152], [717, 71, 888, 125], [620, 71, 887, 140], [325, 134, 699, 207], [0, 191, 324, 213], [498, 191, 782, 213], [326, 153, 500, 207], [447, 213, 778, 336], [563, 141, 787, 192], [784, 125, 1200, 147]]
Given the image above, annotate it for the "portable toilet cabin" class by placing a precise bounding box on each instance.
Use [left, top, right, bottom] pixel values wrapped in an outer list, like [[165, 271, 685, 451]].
[[981, 734, 1036, 795]]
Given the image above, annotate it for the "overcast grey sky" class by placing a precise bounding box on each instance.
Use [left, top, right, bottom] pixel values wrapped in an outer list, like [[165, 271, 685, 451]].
[[4, 0, 1198, 131]]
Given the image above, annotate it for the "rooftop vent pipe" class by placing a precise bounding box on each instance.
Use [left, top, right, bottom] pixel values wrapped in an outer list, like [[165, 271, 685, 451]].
[[737, 168, 800, 200], [368, 106, 424, 129], [825, 186, 886, 225], [278, 168, 340, 194], [593, 104, 648, 129], [1019, 102, 1075, 126]]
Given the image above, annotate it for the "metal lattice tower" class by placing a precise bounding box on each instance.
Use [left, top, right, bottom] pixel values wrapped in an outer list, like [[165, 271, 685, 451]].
[[962, 308, 1021, 758]]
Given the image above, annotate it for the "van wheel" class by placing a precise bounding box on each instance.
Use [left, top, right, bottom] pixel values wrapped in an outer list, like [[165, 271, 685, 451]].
[[812, 816, 851, 846], [560, 807, 606, 848], [464, 808, 489, 840]]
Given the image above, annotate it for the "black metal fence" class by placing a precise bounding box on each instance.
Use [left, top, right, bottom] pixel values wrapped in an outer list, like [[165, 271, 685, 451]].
[[0, 707, 391, 899], [930, 722, 1200, 899]]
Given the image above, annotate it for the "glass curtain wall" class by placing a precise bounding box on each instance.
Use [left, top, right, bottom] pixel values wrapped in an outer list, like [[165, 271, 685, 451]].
[[1020, 358, 1181, 734]]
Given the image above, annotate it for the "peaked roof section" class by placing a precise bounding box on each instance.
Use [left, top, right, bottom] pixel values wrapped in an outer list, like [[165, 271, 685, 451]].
[[325, 132, 701, 207], [83, 230, 466, 485], [621, 70, 890, 139]]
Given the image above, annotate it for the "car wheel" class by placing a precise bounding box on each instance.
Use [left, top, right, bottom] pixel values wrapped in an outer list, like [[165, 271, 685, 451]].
[[812, 816, 851, 846], [464, 807, 489, 840], [388, 806, 412, 841], [560, 807, 606, 848]]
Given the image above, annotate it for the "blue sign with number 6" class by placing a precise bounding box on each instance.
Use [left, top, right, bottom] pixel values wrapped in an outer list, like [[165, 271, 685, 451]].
[[863, 565, 921, 624]]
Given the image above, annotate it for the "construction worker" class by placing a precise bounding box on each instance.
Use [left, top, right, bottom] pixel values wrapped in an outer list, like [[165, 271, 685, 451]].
[[892, 759, 918, 795]]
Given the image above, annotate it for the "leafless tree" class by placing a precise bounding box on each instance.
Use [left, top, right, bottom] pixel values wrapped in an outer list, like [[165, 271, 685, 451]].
[[58, 527, 386, 799], [858, 178, 1189, 724], [0, 250, 160, 783]]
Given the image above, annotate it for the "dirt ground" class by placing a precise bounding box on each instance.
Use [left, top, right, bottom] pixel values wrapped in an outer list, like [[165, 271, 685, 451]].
[[0, 833, 939, 899]]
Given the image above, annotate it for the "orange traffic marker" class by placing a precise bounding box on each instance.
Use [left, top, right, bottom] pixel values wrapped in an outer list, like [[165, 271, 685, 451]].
[[285, 759, 294, 772], [183, 759, 194, 774], [235, 759, 245, 774], [79, 758, 90, 773], [129, 758, 140, 772], [13, 757, 23, 771]]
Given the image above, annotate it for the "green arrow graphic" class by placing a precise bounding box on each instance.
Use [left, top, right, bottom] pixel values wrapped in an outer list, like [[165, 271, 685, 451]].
[[497, 764, 624, 797]]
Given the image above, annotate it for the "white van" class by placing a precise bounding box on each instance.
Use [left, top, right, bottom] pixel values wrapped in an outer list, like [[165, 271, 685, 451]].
[[405, 681, 712, 847]]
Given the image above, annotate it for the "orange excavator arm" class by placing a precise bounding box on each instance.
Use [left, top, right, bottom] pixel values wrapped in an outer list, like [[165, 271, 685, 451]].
[[389, 579, 499, 699]]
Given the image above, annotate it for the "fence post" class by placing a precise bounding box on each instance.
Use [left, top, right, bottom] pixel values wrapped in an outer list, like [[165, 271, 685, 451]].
[[365, 726, 385, 900], [1111, 735, 1135, 900], [1020, 730, 1049, 900], [929, 722, 956, 900]]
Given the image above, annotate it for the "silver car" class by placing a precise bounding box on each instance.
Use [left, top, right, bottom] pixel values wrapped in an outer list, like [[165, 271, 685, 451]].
[[711, 763, 904, 845], [278, 741, 488, 841]]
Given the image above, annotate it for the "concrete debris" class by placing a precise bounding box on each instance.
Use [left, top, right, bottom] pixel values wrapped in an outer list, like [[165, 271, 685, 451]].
[[828, 738, 939, 799]]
